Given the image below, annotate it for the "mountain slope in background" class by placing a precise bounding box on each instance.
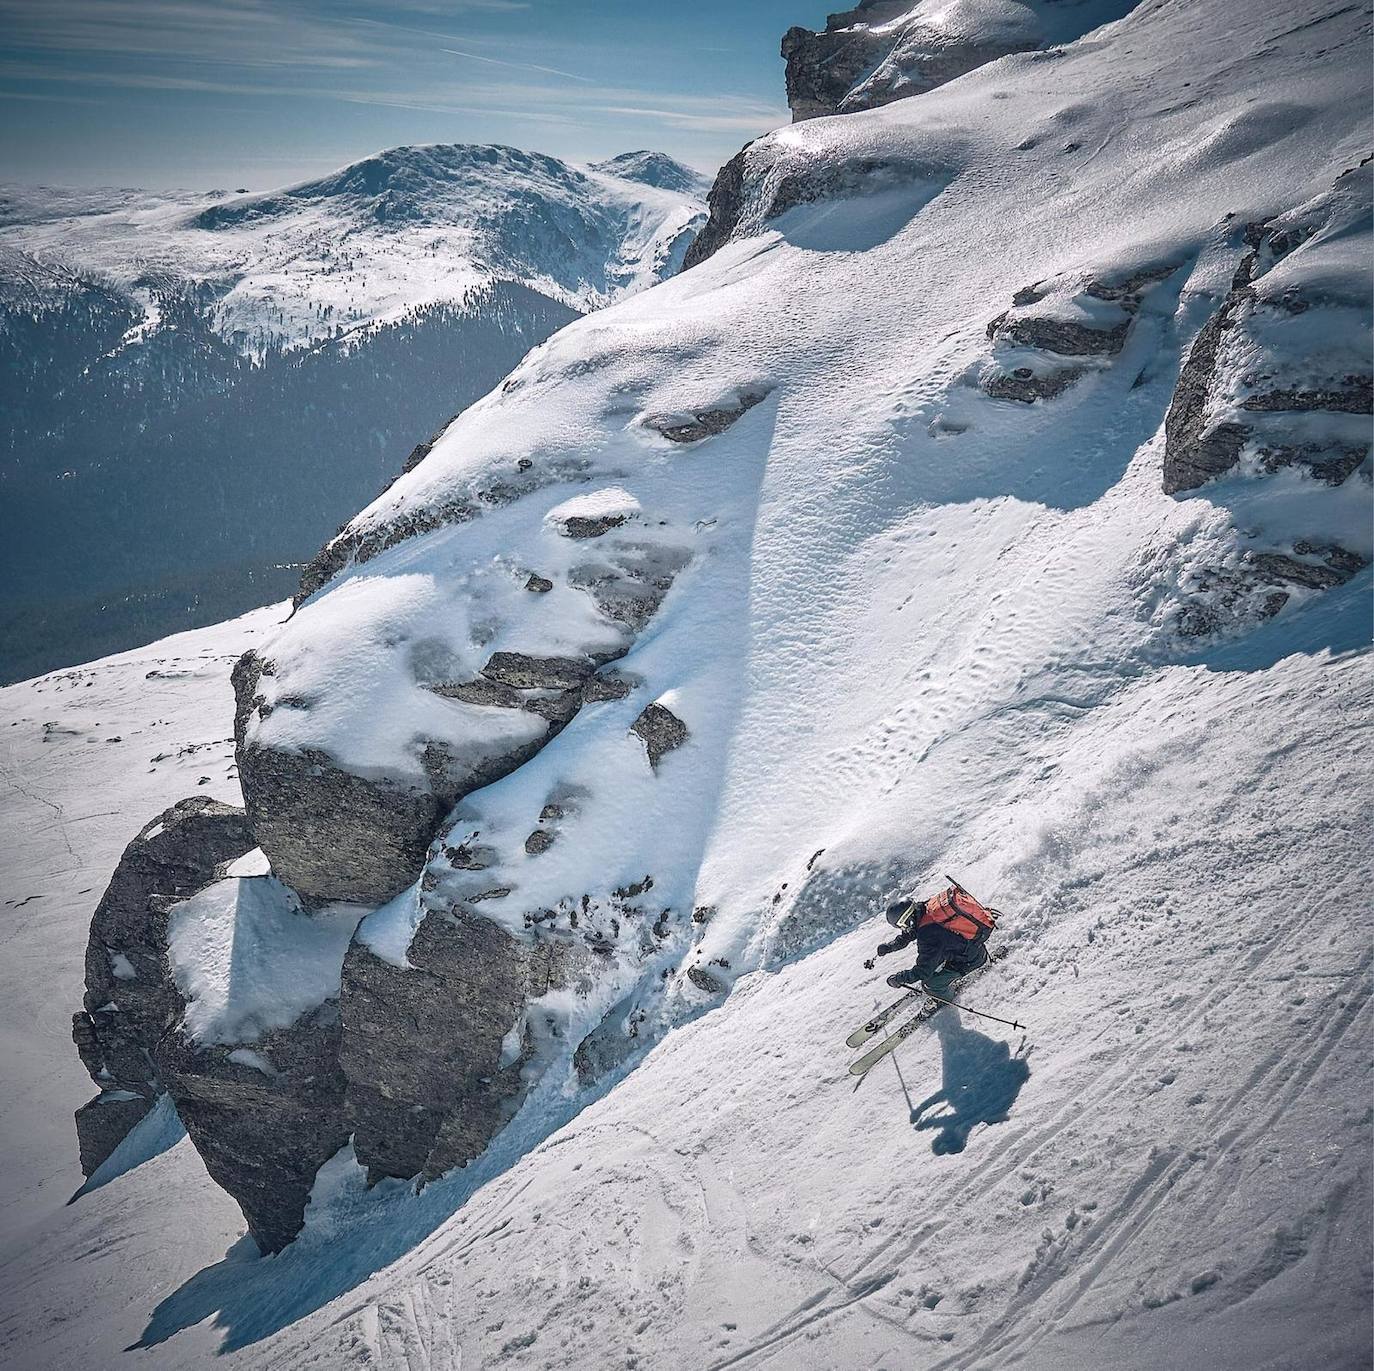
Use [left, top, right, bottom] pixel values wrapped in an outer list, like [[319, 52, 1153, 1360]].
[[0, 145, 705, 682], [1, 0, 1371, 1368]]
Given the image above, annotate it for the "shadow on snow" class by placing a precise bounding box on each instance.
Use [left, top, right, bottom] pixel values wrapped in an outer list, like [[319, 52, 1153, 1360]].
[[906, 1013, 1032, 1155]]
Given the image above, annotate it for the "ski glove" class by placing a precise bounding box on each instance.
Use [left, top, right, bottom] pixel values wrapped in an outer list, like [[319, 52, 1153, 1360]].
[[876, 941, 898, 956]]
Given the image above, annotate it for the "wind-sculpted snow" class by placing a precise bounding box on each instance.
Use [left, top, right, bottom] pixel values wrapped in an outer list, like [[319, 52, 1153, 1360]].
[[3, 0, 1370, 1366]]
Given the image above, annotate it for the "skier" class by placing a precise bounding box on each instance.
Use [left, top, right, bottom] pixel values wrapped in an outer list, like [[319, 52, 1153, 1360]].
[[868, 883, 996, 999]]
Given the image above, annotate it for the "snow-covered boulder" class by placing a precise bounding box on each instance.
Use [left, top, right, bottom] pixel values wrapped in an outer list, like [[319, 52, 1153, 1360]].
[[1161, 166, 1372, 634], [231, 393, 721, 908], [980, 258, 1183, 401], [71, 797, 254, 1175], [780, 0, 1140, 122]]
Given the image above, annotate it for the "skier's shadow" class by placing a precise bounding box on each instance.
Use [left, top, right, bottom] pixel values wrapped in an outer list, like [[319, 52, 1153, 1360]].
[[906, 1013, 1031, 1154]]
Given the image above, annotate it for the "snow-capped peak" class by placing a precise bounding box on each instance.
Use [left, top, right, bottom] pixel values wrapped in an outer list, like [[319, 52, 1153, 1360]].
[[589, 150, 710, 195]]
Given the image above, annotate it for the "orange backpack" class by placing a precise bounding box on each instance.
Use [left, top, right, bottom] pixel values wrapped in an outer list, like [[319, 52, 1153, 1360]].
[[909, 883, 999, 941]]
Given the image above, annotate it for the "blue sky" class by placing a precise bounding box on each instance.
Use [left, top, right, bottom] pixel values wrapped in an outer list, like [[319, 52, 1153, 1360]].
[[0, 0, 813, 189]]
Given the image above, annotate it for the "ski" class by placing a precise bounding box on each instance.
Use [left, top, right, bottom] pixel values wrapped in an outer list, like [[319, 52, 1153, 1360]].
[[846, 947, 1009, 1078], [847, 1000, 944, 1077], [845, 989, 922, 1048]]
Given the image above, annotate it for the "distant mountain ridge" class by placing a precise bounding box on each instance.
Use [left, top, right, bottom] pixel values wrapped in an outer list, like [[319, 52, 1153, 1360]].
[[0, 144, 706, 682]]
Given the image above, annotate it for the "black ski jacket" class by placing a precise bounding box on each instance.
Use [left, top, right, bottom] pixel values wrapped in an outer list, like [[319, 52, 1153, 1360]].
[[878, 919, 983, 979]]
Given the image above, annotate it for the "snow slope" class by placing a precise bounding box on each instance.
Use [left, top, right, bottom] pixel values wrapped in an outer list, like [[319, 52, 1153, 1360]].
[[0, 608, 284, 1361], [2, 0, 1372, 1368]]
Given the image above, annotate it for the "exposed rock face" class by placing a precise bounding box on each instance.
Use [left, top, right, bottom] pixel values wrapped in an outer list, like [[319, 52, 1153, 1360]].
[[238, 471, 690, 912], [1164, 180, 1371, 496], [234, 731, 449, 909], [70, 798, 254, 1174], [155, 1003, 350, 1254], [781, 1, 1039, 123], [341, 909, 579, 1182], [681, 145, 749, 271], [980, 261, 1180, 403], [1163, 167, 1371, 636], [631, 702, 689, 769], [643, 387, 770, 442], [1174, 542, 1369, 637], [71, 800, 355, 1253], [683, 134, 948, 271], [294, 450, 595, 605]]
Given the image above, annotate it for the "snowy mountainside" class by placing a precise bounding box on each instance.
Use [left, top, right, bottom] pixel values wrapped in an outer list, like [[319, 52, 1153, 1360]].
[[3, 0, 1372, 1367], [2, 144, 706, 353], [0, 145, 705, 683]]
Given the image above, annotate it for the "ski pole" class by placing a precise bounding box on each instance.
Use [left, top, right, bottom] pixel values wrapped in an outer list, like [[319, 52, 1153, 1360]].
[[923, 989, 1026, 1032]]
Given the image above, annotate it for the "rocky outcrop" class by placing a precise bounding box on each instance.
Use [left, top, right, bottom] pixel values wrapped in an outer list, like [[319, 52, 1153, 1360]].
[[781, 1, 1039, 123], [70, 798, 254, 1175], [294, 450, 595, 605], [71, 801, 355, 1252], [237, 477, 691, 911], [1163, 168, 1371, 636], [233, 734, 450, 909], [155, 1003, 350, 1254], [682, 146, 749, 271], [643, 387, 770, 442], [1174, 542, 1369, 637], [683, 135, 947, 271], [1163, 182, 1372, 496], [340, 910, 540, 1182], [980, 261, 1180, 403], [631, 702, 689, 769]]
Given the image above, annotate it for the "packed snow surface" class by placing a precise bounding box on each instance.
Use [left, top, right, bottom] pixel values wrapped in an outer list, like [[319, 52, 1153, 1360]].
[[166, 877, 363, 1045], [1, 0, 1371, 1368]]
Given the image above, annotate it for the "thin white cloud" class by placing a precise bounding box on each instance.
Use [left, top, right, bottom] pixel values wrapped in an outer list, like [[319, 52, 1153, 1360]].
[[438, 47, 595, 84]]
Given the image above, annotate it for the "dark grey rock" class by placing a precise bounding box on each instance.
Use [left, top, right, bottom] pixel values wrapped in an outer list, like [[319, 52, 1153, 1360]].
[[524, 573, 554, 593], [682, 144, 749, 271], [236, 737, 445, 907], [686, 965, 725, 995], [524, 828, 555, 856], [560, 512, 628, 539], [1256, 443, 1369, 485], [643, 389, 769, 442], [400, 416, 460, 476], [1164, 189, 1369, 495], [340, 909, 545, 1182], [573, 995, 648, 1087], [295, 494, 477, 605], [781, 2, 1034, 122], [72, 1092, 156, 1177], [1163, 303, 1249, 494], [568, 543, 691, 632], [1240, 377, 1372, 414], [631, 703, 689, 769], [425, 677, 527, 709], [582, 670, 635, 703], [71, 797, 254, 1176], [155, 1002, 350, 1254], [234, 648, 556, 907], [987, 312, 1130, 357], [481, 651, 596, 690], [982, 365, 1087, 404], [1175, 542, 1368, 636], [294, 450, 593, 603]]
